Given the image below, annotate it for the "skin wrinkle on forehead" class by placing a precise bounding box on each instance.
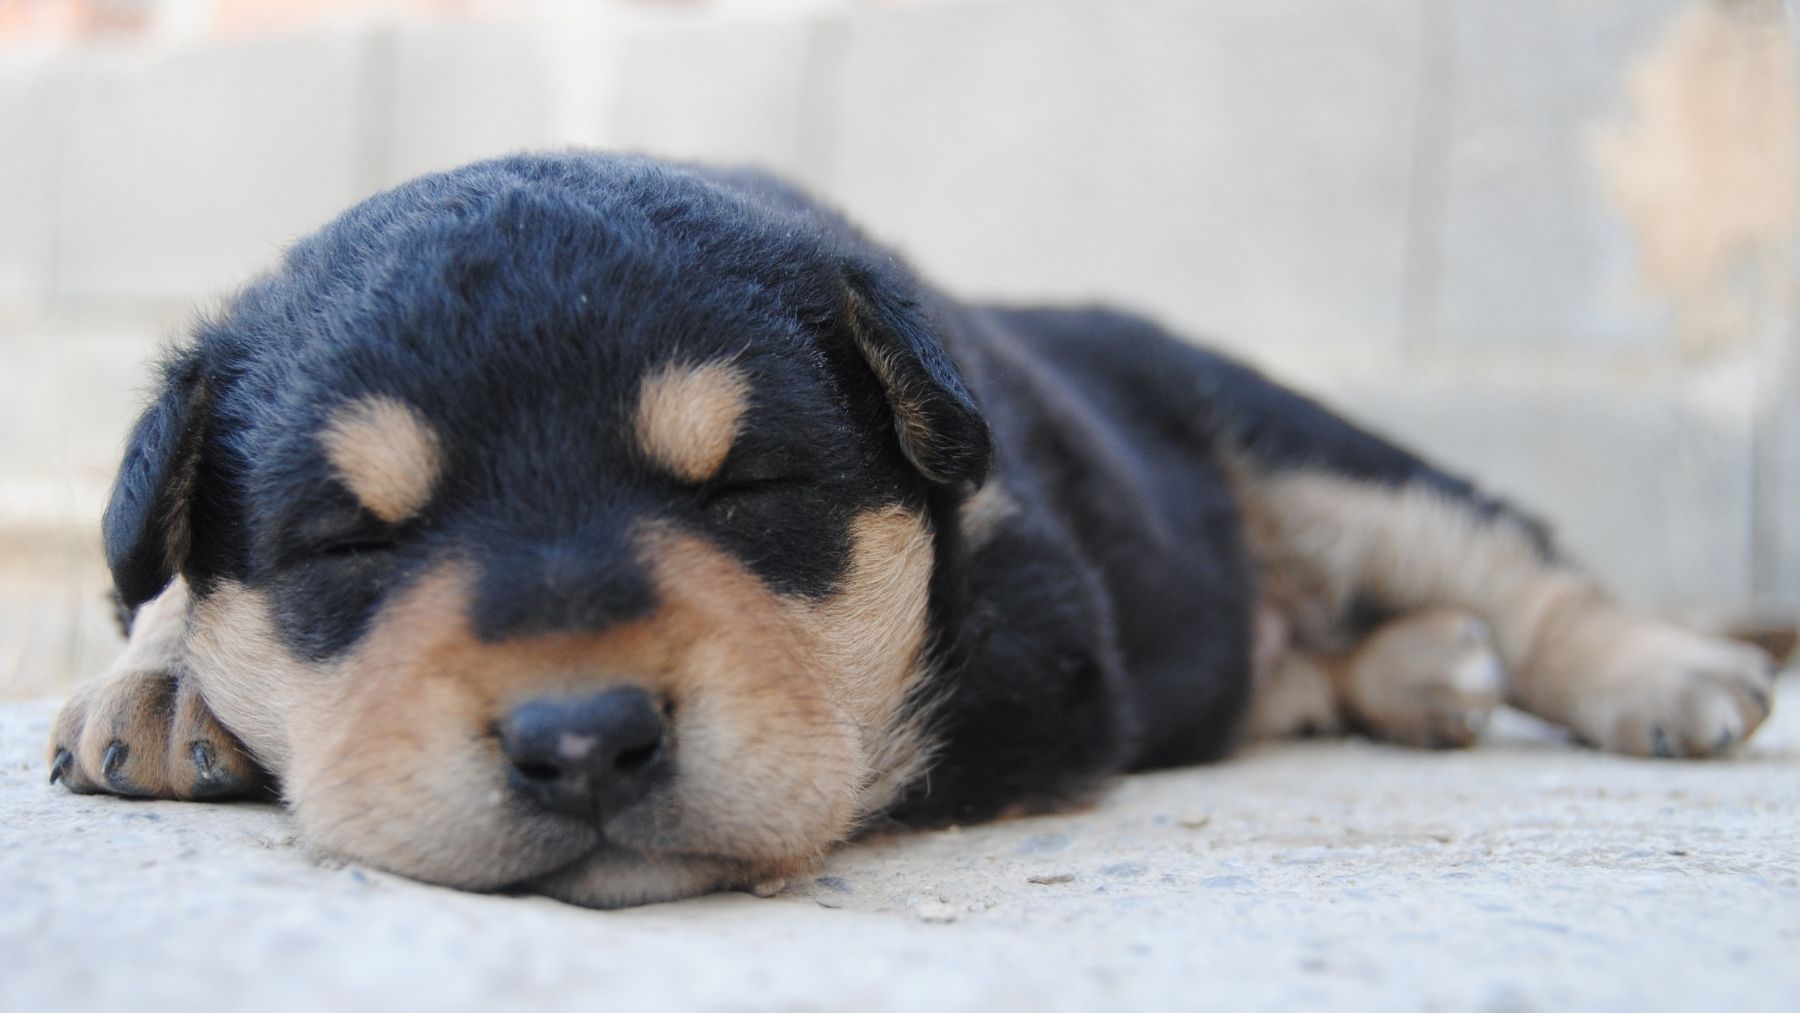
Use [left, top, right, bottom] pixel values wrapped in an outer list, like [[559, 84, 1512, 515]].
[[318, 396, 444, 524], [634, 361, 752, 483]]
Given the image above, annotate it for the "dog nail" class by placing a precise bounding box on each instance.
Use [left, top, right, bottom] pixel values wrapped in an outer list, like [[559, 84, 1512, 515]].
[[49, 748, 71, 785], [101, 740, 140, 791], [1649, 726, 1675, 758], [190, 742, 217, 783]]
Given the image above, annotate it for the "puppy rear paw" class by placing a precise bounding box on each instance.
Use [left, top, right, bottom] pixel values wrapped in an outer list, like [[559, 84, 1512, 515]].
[[48, 664, 264, 800], [1341, 609, 1503, 749]]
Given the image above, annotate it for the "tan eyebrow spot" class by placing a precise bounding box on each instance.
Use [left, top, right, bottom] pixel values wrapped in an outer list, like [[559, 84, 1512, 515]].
[[634, 361, 752, 483], [319, 395, 443, 523]]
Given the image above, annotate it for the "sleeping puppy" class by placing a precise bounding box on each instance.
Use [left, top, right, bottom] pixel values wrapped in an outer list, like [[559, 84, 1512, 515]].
[[46, 152, 1777, 908]]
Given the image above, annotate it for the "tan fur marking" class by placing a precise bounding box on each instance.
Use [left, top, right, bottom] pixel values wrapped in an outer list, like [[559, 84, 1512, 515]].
[[788, 506, 938, 815], [319, 396, 443, 523], [1240, 471, 1585, 665], [181, 505, 938, 905], [184, 585, 311, 771], [634, 362, 751, 483]]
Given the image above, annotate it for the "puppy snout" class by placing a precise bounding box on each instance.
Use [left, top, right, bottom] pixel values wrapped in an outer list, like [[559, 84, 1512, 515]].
[[499, 687, 669, 820]]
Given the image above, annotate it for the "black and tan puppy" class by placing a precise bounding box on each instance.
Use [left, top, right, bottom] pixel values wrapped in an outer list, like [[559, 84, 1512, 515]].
[[47, 152, 1776, 907]]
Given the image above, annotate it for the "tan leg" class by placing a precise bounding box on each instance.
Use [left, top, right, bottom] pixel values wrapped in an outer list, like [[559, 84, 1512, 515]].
[[1513, 586, 1775, 756], [47, 578, 264, 799], [1243, 473, 1775, 757], [1247, 652, 1345, 739], [1248, 607, 1500, 748]]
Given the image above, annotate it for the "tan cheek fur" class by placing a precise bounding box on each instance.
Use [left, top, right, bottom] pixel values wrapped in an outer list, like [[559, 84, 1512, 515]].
[[319, 396, 443, 524], [782, 506, 938, 816], [634, 362, 751, 483], [182, 506, 938, 900]]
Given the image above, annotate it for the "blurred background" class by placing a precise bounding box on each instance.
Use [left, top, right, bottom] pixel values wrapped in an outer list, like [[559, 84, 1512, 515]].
[[1, 0, 1795, 698]]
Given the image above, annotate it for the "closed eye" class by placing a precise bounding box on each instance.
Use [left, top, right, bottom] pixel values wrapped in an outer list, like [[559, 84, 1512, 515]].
[[701, 473, 807, 507], [316, 536, 400, 558], [292, 516, 407, 562]]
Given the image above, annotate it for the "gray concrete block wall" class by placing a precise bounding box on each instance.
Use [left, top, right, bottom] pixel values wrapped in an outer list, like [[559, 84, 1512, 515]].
[[1320, 370, 1758, 609], [826, 0, 1425, 355], [0, 56, 63, 319], [379, 20, 570, 185], [1760, 338, 1800, 606], [52, 31, 375, 305], [0, 0, 1794, 695], [1417, 0, 1690, 354]]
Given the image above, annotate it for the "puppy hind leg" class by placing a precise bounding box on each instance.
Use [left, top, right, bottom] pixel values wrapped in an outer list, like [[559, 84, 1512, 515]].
[[1243, 472, 1774, 758]]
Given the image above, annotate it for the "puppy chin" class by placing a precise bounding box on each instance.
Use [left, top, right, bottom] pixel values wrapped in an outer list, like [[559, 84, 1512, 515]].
[[526, 849, 745, 908]]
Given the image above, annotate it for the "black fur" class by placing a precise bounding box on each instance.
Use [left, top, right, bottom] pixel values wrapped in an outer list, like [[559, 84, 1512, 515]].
[[104, 351, 206, 610], [101, 151, 1544, 826]]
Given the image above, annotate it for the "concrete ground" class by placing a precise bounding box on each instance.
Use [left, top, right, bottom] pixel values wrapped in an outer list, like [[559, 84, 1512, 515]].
[[4, 679, 1797, 1013]]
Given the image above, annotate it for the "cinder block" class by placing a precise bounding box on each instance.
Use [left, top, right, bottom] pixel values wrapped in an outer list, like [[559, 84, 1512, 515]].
[[0, 323, 166, 695], [1302, 369, 1756, 609], [1421, 0, 1690, 353], [1757, 346, 1800, 609], [824, 0, 1426, 355], [0, 328, 166, 527], [596, 10, 825, 186], [0, 56, 64, 315], [380, 20, 570, 185], [54, 31, 374, 306], [376, 9, 829, 208]]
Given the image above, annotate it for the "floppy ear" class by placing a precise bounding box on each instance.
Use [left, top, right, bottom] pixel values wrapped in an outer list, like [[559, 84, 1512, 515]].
[[843, 263, 993, 490], [103, 351, 208, 608]]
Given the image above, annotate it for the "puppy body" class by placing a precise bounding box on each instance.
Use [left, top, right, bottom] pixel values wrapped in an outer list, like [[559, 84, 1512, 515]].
[[49, 152, 1776, 906]]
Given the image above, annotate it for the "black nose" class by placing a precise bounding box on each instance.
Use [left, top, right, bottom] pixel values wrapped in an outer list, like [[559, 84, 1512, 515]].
[[498, 687, 669, 819]]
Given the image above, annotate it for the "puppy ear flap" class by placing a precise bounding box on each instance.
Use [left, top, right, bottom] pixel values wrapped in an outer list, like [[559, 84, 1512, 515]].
[[843, 264, 993, 490], [103, 351, 207, 608]]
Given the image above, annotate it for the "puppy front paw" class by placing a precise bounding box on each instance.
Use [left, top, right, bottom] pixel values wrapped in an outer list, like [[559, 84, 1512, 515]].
[[1537, 614, 1777, 758], [1592, 626, 1775, 757], [47, 663, 264, 800]]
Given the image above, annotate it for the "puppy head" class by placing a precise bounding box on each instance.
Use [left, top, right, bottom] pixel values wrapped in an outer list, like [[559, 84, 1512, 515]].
[[103, 154, 989, 906]]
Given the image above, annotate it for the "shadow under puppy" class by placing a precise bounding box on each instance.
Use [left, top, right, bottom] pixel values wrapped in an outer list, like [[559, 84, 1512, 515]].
[[47, 152, 1778, 908]]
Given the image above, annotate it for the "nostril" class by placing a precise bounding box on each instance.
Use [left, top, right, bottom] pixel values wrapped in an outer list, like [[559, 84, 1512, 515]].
[[497, 686, 670, 817], [612, 739, 661, 774], [511, 760, 562, 784]]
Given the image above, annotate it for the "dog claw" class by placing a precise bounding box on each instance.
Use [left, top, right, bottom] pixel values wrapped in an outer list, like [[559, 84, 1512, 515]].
[[102, 741, 128, 777], [190, 742, 218, 784], [49, 748, 70, 785], [1746, 684, 1771, 714], [101, 740, 141, 792], [1649, 726, 1675, 758]]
